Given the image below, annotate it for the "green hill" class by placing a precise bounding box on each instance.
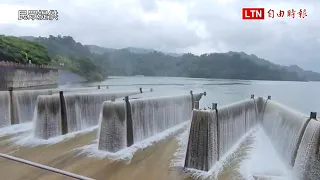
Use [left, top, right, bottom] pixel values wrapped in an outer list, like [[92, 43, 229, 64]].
[[20, 35, 107, 81], [14, 34, 320, 81], [0, 35, 51, 64]]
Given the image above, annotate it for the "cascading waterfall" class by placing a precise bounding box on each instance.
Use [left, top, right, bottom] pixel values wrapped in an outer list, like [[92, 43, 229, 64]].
[[218, 99, 258, 156], [182, 97, 320, 180], [75, 93, 117, 128], [98, 101, 127, 153], [34, 95, 61, 139], [130, 94, 193, 143], [184, 109, 217, 171], [293, 119, 320, 180], [33, 90, 140, 139], [183, 98, 258, 172], [261, 100, 309, 168], [65, 91, 140, 133], [97, 93, 199, 153], [11, 87, 96, 124], [0, 91, 11, 128], [64, 94, 80, 133], [13, 89, 59, 123]]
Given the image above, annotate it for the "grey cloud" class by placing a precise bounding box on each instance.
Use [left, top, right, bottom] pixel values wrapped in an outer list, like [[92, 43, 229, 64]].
[[185, 0, 320, 71], [139, 0, 157, 12], [1, 0, 320, 71]]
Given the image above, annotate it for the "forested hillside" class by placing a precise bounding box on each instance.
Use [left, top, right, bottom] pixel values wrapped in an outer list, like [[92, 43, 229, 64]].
[[21, 35, 107, 81], [0, 35, 51, 64], [10, 34, 320, 81], [103, 51, 303, 81]]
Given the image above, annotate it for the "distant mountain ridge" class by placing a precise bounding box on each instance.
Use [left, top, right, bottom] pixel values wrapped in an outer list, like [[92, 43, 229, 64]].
[[85, 45, 182, 57], [18, 35, 320, 81], [228, 51, 320, 81], [85, 44, 320, 80]]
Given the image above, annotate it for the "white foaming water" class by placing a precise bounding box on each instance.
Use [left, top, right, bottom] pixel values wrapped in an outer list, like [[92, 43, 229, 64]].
[[293, 119, 320, 180], [76, 121, 188, 162], [8, 125, 98, 147], [64, 90, 140, 133], [13, 89, 58, 123], [172, 98, 300, 179], [33, 94, 62, 139], [218, 99, 258, 159], [173, 126, 290, 180], [98, 101, 127, 153], [176, 127, 258, 179], [0, 122, 32, 137], [10, 87, 95, 124], [170, 123, 190, 169], [261, 100, 308, 168], [184, 109, 218, 171], [33, 90, 140, 139], [241, 127, 291, 180], [0, 91, 10, 128], [130, 94, 193, 143]]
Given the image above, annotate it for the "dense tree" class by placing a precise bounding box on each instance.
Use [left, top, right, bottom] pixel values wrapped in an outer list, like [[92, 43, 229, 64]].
[[9, 35, 320, 81], [26, 35, 107, 81], [98, 50, 306, 81], [0, 35, 51, 64]]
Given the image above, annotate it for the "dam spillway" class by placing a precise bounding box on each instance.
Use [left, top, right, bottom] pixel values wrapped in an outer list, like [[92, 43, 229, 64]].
[[0, 87, 100, 127], [34, 90, 142, 139], [0, 91, 10, 128], [183, 96, 320, 180], [0, 88, 319, 180], [98, 92, 204, 153]]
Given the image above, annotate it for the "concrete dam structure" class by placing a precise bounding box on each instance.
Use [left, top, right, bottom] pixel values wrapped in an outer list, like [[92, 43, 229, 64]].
[[98, 92, 204, 153], [0, 88, 319, 180], [0, 61, 58, 90], [34, 90, 142, 139], [184, 96, 319, 180], [0, 87, 121, 128]]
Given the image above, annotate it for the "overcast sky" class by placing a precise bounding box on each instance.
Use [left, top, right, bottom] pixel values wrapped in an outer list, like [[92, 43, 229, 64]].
[[0, 0, 319, 72]]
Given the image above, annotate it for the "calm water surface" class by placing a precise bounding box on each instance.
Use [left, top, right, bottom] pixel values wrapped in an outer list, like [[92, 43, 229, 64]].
[[60, 76, 320, 115]]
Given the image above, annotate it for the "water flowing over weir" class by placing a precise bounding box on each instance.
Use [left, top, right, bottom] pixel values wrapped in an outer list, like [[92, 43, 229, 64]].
[[0, 91, 10, 128], [183, 96, 320, 179], [261, 100, 309, 168], [98, 101, 127, 153], [218, 99, 258, 156], [0, 87, 97, 128], [184, 110, 217, 171], [130, 94, 193, 143], [34, 90, 141, 139], [13, 89, 60, 123], [184, 98, 258, 171], [67, 91, 140, 131], [34, 95, 61, 139], [293, 119, 320, 180], [98, 93, 203, 153]]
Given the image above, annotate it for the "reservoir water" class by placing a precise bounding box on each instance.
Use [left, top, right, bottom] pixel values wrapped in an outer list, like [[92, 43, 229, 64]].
[[1, 76, 320, 180], [61, 76, 320, 115]]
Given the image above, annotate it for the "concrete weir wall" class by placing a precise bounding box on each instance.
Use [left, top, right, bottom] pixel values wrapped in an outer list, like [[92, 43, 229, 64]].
[[184, 98, 258, 171], [98, 93, 204, 153], [0, 87, 101, 128], [34, 90, 141, 139], [0, 64, 58, 90], [184, 97, 320, 180]]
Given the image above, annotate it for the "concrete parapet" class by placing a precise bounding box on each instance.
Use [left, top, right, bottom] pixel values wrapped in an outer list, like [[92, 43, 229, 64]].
[[0, 65, 58, 90]]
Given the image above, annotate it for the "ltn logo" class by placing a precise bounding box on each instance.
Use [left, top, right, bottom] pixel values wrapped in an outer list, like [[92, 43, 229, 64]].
[[242, 8, 265, 20]]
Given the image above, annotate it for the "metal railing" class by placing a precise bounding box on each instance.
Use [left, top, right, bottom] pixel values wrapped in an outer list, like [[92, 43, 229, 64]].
[[0, 153, 95, 180], [0, 61, 57, 69]]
